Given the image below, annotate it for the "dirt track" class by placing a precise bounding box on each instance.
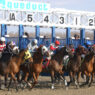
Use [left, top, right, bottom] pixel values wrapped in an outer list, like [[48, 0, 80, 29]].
[[0, 76, 95, 95]]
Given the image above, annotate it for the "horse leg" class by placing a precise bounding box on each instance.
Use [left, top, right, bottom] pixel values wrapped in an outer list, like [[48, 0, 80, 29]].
[[17, 72, 21, 83], [0, 75, 2, 89], [5, 74, 8, 87], [68, 71, 73, 86], [73, 72, 79, 88], [31, 72, 39, 89], [9, 73, 18, 91], [77, 72, 81, 88], [88, 72, 94, 87], [51, 71, 55, 89], [24, 72, 32, 88], [54, 73, 61, 84], [8, 77, 12, 91], [54, 73, 59, 83], [59, 73, 68, 89], [85, 71, 90, 85], [63, 75, 68, 90]]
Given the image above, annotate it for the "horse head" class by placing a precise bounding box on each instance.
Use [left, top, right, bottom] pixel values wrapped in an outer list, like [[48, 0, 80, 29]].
[[19, 49, 26, 60], [34, 45, 49, 58], [13, 46, 19, 53], [63, 46, 72, 56], [76, 45, 87, 55], [41, 45, 49, 57]]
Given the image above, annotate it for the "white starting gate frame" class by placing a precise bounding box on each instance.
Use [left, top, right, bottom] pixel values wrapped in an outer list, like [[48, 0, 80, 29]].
[[0, 0, 95, 29]]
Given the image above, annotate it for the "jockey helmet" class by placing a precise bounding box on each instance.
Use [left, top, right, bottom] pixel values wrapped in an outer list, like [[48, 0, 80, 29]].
[[9, 41, 15, 46], [13, 42, 16, 46], [0, 37, 6, 42], [55, 40, 60, 45], [86, 41, 92, 46], [33, 39, 38, 44]]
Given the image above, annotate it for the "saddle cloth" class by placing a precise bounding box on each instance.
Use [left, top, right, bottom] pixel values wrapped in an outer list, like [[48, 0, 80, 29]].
[[42, 59, 50, 69]]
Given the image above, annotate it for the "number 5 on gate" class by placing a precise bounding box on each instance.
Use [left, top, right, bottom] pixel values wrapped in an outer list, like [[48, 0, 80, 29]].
[[27, 14, 33, 22]]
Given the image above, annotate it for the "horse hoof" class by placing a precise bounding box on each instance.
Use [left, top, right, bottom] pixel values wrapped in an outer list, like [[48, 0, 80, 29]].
[[67, 82, 71, 86], [76, 85, 80, 89], [8, 88, 10, 91], [29, 86, 33, 90], [23, 85, 27, 89], [27, 82, 32, 87], [16, 88, 18, 92], [88, 84, 91, 87], [0, 85, 5, 90], [51, 85, 54, 90]]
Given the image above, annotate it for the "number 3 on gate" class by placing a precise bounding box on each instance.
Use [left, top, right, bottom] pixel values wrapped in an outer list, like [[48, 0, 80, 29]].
[[59, 16, 65, 24]]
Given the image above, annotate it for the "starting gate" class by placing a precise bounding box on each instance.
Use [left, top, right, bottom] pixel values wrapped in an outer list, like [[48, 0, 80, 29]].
[[0, 0, 95, 48]]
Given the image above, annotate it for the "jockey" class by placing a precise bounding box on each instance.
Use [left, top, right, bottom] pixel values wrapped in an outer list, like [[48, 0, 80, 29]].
[[23, 41, 33, 64], [5, 41, 15, 53], [49, 40, 60, 55], [24, 48, 32, 62], [69, 44, 75, 54], [0, 37, 6, 52], [31, 39, 38, 53], [84, 41, 92, 51]]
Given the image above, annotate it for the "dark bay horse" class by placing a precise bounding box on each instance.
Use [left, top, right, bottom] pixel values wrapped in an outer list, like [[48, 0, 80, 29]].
[[67, 45, 87, 88], [0, 49, 26, 91], [42, 46, 72, 89], [18, 45, 49, 89]]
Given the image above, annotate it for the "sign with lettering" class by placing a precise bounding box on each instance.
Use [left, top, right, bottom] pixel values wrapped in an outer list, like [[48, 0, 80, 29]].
[[0, 0, 95, 29], [0, 0, 50, 12]]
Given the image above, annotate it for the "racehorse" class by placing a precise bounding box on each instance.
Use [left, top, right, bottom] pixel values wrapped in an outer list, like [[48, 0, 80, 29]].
[[0, 49, 26, 91], [18, 45, 49, 89], [0, 42, 19, 88], [42, 46, 72, 89], [67, 45, 87, 88], [81, 51, 95, 87]]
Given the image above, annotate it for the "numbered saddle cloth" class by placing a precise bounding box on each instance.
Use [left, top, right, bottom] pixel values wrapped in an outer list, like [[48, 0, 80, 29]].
[[24, 50, 31, 60], [42, 59, 50, 69]]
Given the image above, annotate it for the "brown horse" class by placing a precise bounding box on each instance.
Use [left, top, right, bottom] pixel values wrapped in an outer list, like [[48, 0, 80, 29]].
[[0, 49, 26, 91], [81, 51, 95, 87], [42, 46, 72, 89], [67, 45, 87, 88], [18, 45, 49, 89]]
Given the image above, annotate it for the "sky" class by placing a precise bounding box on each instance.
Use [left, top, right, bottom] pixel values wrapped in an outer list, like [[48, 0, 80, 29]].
[[27, 0, 95, 12]]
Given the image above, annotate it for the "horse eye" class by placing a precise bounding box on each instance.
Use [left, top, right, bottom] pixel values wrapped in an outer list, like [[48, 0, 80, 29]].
[[43, 49, 45, 51]]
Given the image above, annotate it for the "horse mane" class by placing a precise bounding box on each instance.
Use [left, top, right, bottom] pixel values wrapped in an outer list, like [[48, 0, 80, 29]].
[[33, 46, 43, 63], [19, 49, 25, 53], [51, 47, 66, 59], [75, 46, 84, 55], [84, 52, 94, 63]]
